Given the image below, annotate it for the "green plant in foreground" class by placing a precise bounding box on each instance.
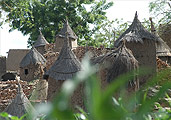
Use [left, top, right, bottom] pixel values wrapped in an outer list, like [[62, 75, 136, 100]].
[[1, 57, 171, 120]]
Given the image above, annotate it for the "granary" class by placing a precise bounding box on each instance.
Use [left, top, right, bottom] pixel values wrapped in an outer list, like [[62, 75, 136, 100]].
[[91, 41, 139, 91], [149, 18, 171, 65], [55, 20, 78, 52], [20, 47, 46, 82], [34, 30, 49, 55], [45, 32, 83, 108], [0, 56, 6, 80], [2, 83, 35, 119], [114, 12, 162, 84]]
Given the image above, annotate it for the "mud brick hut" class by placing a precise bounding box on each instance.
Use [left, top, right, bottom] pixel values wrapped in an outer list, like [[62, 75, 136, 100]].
[[20, 47, 46, 82], [114, 12, 162, 85], [34, 31, 49, 55], [45, 32, 83, 109], [55, 20, 78, 52], [92, 42, 139, 91], [1, 83, 35, 120], [150, 18, 171, 65], [0, 56, 6, 80]]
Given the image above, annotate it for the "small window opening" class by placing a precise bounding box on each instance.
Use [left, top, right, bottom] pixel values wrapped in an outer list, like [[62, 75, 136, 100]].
[[25, 69, 29, 75]]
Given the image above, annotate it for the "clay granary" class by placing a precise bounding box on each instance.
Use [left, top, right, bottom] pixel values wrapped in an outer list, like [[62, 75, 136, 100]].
[[45, 31, 84, 108], [34, 30, 49, 55], [114, 12, 162, 84], [55, 20, 78, 52], [20, 47, 46, 82]]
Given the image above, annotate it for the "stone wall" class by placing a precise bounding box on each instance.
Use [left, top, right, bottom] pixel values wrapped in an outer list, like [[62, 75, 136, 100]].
[[6, 49, 30, 72], [0, 56, 6, 80], [126, 40, 157, 85]]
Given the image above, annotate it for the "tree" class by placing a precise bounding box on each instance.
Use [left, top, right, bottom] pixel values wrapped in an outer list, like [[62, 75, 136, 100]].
[[93, 19, 128, 48], [0, 0, 113, 47], [149, 0, 171, 24]]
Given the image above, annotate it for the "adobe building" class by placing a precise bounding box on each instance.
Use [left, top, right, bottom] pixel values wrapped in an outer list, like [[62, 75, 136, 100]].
[[45, 33, 83, 109], [0, 56, 6, 80], [6, 49, 30, 72], [20, 47, 46, 82], [33, 31, 49, 55], [114, 12, 161, 85], [55, 20, 78, 52]]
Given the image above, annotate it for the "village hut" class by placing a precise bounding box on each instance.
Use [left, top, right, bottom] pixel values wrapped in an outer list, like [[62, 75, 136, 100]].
[[2, 83, 35, 119], [0, 56, 6, 80], [45, 32, 83, 109], [149, 18, 171, 65], [34, 31, 49, 55], [114, 12, 162, 85], [91, 41, 139, 91], [20, 47, 46, 82], [55, 20, 78, 52]]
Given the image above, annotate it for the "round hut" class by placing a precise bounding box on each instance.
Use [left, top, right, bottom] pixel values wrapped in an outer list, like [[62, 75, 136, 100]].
[[91, 42, 139, 91], [34, 30, 49, 55], [20, 47, 46, 82], [149, 18, 171, 65], [45, 32, 83, 108], [55, 20, 78, 52], [2, 83, 35, 119], [114, 12, 162, 85]]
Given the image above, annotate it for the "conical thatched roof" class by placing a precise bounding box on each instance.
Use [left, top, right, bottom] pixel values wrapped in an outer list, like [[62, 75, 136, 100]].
[[46, 32, 81, 81], [34, 31, 49, 47], [149, 18, 171, 57], [114, 12, 162, 47], [56, 20, 78, 40], [20, 47, 46, 68], [107, 42, 138, 84], [3, 83, 35, 118]]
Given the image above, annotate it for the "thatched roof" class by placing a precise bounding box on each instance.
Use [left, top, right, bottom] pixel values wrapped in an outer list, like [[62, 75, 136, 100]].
[[91, 42, 138, 87], [3, 83, 35, 118], [149, 18, 171, 57], [20, 47, 46, 68], [56, 20, 78, 40], [114, 12, 162, 47], [34, 31, 49, 47], [46, 32, 81, 81]]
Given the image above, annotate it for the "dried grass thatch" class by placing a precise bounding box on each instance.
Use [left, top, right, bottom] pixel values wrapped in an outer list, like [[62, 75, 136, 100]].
[[34, 30, 49, 47], [3, 83, 35, 119], [20, 47, 46, 68], [56, 20, 78, 40], [45, 32, 81, 81], [114, 12, 162, 47]]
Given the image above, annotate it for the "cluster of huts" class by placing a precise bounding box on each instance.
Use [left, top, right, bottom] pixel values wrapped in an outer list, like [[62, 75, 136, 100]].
[[0, 12, 171, 118]]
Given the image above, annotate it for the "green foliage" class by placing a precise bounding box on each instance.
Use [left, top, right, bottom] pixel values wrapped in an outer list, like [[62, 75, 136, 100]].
[[149, 0, 171, 24], [0, 0, 113, 47], [0, 57, 171, 120], [93, 19, 128, 48]]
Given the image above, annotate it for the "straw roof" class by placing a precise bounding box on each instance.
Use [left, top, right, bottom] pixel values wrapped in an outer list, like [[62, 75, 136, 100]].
[[149, 18, 171, 57], [56, 20, 78, 40], [34, 31, 49, 47], [20, 47, 46, 68], [46, 32, 81, 81], [114, 12, 162, 47], [3, 83, 35, 118]]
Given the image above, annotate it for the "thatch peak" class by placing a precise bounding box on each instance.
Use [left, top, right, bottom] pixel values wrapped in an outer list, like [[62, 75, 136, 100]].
[[20, 47, 46, 68], [34, 30, 49, 47], [3, 83, 35, 118], [46, 32, 81, 81], [56, 19, 78, 40], [114, 12, 161, 47]]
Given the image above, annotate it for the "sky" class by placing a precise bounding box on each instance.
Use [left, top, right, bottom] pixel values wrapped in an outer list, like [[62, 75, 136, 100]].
[[0, 0, 153, 56]]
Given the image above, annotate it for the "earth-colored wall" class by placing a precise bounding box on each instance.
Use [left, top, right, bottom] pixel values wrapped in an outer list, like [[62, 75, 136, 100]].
[[0, 56, 6, 79], [125, 40, 157, 85], [6, 49, 30, 72], [55, 37, 77, 52]]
